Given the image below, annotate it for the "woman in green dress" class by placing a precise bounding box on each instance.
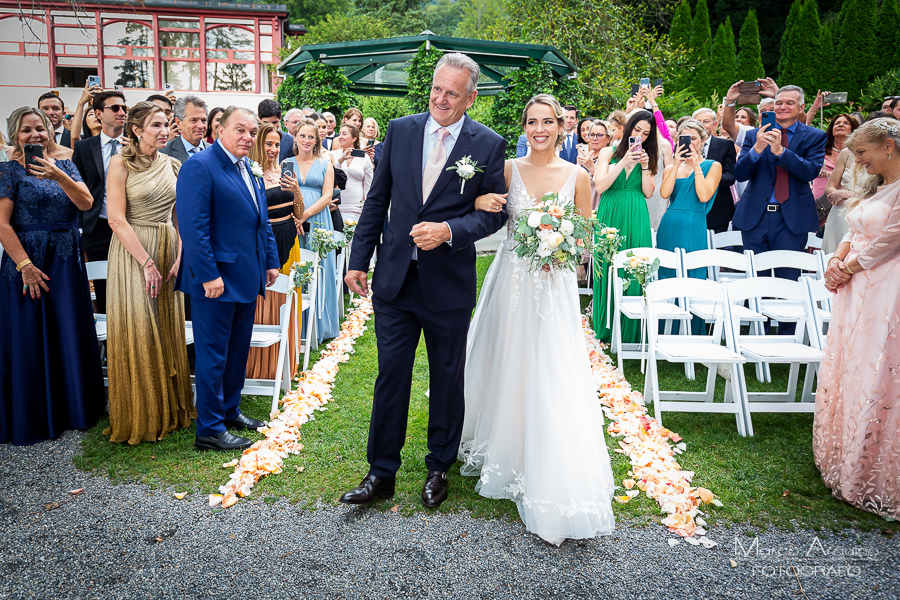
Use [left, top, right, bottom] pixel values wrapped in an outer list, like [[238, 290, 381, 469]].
[[592, 110, 659, 344]]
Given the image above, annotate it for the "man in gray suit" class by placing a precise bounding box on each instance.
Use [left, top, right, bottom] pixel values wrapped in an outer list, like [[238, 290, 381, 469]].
[[161, 94, 208, 371], [161, 95, 209, 162]]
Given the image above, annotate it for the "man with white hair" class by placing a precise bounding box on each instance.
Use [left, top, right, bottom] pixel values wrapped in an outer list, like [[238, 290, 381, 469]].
[[341, 52, 507, 509], [301, 106, 314, 117], [283, 108, 303, 137], [691, 106, 736, 233], [161, 95, 208, 163]]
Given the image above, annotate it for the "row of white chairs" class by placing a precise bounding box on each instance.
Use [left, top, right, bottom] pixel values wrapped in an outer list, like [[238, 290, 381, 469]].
[[644, 276, 830, 436], [87, 249, 321, 413]]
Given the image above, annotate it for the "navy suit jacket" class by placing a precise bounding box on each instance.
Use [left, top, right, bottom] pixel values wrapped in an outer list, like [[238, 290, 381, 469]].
[[733, 121, 826, 235], [348, 113, 507, 312], [559, 132, 578, 164], [175, 141, 280, 304]]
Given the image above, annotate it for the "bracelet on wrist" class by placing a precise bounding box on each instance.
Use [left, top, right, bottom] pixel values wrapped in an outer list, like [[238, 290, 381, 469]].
[[15, 258, 32, 272], [142, 256, 154, 268]]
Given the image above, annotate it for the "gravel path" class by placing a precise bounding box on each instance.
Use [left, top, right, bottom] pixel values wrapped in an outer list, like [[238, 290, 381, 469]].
[[1, 431, 897, 600]]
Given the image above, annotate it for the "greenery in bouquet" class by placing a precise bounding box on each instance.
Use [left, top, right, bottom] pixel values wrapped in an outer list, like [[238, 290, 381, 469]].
[[594, 224, 625, 279], [512, 192, 593, 272], [291, 260, 315, 289], [623, 250, 660, 295], [310, 227, 345, 260], [343, 219, 357, 244]]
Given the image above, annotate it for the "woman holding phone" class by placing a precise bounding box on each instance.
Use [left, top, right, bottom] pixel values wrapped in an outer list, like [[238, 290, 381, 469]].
[[656, 119, 722, 290], [244, 123, 305, 380], [0, 106, 103, 445], [330, 123, 373, 222], [591, 110, 658, 344]]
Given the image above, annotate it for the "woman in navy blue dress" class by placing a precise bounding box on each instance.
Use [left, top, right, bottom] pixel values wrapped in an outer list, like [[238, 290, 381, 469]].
[[0, 107, 103, 445]]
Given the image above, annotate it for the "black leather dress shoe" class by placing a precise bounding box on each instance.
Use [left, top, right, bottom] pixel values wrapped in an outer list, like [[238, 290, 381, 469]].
[[224, 413, 265, 431], [339, 474, 396, 504], [421, 470, 448, 508], [195, 430, 252, 452]]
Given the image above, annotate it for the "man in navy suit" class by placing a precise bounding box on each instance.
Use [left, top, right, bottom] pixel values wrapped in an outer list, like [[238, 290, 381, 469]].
[[559, 105, 579, 164], [176, 107, 281, 452], [341, 53, 507, 508], [734, 85, 826, 331]]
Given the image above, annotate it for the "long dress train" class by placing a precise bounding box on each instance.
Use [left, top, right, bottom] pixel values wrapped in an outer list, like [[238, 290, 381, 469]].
[[460, 160, 615, 545]]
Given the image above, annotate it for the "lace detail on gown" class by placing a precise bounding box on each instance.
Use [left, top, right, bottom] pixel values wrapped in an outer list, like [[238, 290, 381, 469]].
[[460, 161, 615, 545]]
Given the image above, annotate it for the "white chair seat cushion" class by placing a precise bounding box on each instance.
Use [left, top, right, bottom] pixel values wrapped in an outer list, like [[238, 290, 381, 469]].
[[250, 325, 282, 348], [184, 322, 194, 346], [758, 299, 804, 321], [655, 340, 745, 363], [621, 298, 690, 319], [739, 341, 823, 362], [94, 315, 107, 342], [690, 300, 765, 322]]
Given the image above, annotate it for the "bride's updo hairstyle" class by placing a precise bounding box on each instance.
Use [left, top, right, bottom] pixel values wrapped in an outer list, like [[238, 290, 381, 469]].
[[520, 94, 566, 150], [844, 117, 900, 208], [122, 101, 165, 173]]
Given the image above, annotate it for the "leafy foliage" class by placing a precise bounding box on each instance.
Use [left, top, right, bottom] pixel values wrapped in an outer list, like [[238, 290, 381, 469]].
[[290, 12, 391, 47], [834, 0, 878, 98], [875, 0, 900, 78], [281, 0, 351, 28], [406, 44, 443, 114], [353, 0, 427, 36], [276, 61, 357, 117], [736, 9, 764, 82], [357, 96, 411, 137], [777, 1, 801, 81], [706, 18, 736, 101], [860, 68, 900, 112], [454, 0, 504, 38], [687, 0, 712, 96], [423, 0, 465, 36], [780, 0, 822, 95]]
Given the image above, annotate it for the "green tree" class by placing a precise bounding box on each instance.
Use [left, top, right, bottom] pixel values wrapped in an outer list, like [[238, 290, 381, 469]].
[[668, 0, 692, 51], [780, 0, 822, 94], [282, 12, 390, 51], [357, 97, 411, 136], [406, 44, 443, 114], [281, 0, 351, 28], [424, 0, 465, 36], [354, 0, 427, 35], [689, 0, 713, 97], [455, 0, 503, 38], [777, 0, 801, 81], [736, 8, 764, 82], [706, 18, 736, 101], [875, 0, 900, 77], [860, 67, 900, 111], [276, 61, 357, 116], [817, 21, 834, 91], [834, 0, 878, 98]]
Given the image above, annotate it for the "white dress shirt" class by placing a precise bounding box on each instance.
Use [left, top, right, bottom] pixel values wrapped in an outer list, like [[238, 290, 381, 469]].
[[220, 144, 258, 210], [55, 125, 65, 145], [99, 131, 123, 219]]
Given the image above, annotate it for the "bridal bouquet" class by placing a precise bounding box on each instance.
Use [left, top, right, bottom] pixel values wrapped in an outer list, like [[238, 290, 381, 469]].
[[512, 193, 593, 272], [309, 227, 345, 260], [291, 260, 315, 289]]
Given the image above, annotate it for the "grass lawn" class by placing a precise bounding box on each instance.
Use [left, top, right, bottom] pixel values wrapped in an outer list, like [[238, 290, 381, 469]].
[[75, 256, 887, 532]]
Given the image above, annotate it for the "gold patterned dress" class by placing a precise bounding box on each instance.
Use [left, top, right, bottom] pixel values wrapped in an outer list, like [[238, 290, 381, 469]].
[[105, 153, 195, 444]]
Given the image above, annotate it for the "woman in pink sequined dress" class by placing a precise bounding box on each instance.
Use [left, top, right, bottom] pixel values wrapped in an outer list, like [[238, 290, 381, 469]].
[[814, 118, 900, 519]]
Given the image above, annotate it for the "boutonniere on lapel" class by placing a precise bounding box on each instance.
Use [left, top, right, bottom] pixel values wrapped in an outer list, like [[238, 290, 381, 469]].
[[248, 160, 264, 180], [446, 156, 482, 194]]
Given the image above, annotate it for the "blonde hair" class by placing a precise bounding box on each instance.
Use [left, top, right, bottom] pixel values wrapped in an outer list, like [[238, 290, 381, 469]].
[[677, 119, 709, 142], [292, 118, 322, 158], [845, 117, 900, 209], [608, 110, 626, 128], [362, 117, 380, 140], [250, 123, 280, 172], [6, 106, 60, 160], [520, 93, 566, 150], [121, 101, 165, 173]]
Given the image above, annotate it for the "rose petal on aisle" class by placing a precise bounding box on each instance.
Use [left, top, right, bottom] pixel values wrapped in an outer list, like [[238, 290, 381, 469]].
[[582, 317, 723, 546], [210, 297, 374, 509]]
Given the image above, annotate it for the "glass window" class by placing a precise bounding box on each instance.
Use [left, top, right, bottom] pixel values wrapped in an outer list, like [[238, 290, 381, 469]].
[[206, 25, 253, 56], [160, 30, 199, 50], [159, 20, 198, 29], [260, 24, 272, 34], [207, 62, 254, 92], [105, 58, 154, 89], [260, 35, 272, 52], [103, 21, 153, 55], [164, 61, 200, 91], [0, 15, 48, 55]]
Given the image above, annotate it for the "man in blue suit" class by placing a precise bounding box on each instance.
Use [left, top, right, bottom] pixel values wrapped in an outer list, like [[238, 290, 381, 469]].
[[733, 85, 826, 332], [341, 53, 507, 508], [558, 105, 579, 164], [176, 107, 281, 452]]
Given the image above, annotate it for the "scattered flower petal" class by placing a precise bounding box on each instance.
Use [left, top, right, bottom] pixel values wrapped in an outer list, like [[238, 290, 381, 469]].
[[68, 488, 84, 496], [684, 537, 700, 545], [699, 536, 718, 549], [208, 494, 223, 507], [668, 538, 681, 547], [173, 492, 187, 500]]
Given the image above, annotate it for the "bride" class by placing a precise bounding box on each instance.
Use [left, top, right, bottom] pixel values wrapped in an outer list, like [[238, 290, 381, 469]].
[[459, 94, 615, 545]]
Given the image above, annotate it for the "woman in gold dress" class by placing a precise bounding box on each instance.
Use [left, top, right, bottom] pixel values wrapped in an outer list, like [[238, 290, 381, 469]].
[[104, 101, 194, 444]]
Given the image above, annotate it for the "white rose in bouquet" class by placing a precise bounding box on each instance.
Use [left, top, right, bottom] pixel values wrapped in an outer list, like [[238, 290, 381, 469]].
[[547, 232, 564, 248], [559, 219, 575, 236], [537, 244, 552, 257], [527, 212, 544, 228]]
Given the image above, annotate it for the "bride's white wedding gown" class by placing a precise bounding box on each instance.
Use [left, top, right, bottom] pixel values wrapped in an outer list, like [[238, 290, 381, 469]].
[[459, 160, 615, 545]]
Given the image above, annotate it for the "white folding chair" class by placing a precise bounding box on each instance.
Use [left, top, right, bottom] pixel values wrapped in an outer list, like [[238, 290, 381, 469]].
[[644, 278, 752, 436], [86, 261, 109, 385], [806, 232, 823, 251], [240, 273, 297, 413], [297, 248, 319, 372], [802, 276, 834, 403], [650, 228, 657, 249], [609, 248, 690, 377], [725, 278, 823, 414], [748, 250, 823, 332], [707, 229, 743, 250], [332, 232, 347, 317]]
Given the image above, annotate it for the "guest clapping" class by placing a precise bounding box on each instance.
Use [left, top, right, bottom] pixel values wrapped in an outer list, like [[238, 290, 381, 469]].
[[104, 101, 195, 444], [814, 117, 900, 521], [0, 107, 103, 445], [331, 123, 373, 222]]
